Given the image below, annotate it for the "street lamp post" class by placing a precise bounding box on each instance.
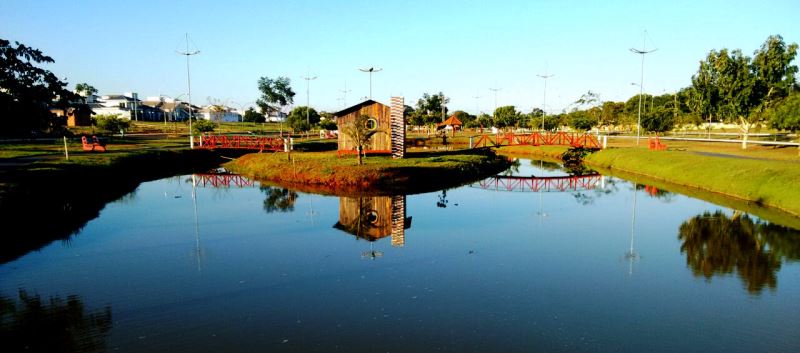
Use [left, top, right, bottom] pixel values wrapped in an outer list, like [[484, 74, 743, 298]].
[[489, 87, 501, 113], [177, 33, 200, 148], [358, 67, 382, 100], [537, 73, 554, 131], [630, 31, 657, 146], [302, 74, 317, 125]]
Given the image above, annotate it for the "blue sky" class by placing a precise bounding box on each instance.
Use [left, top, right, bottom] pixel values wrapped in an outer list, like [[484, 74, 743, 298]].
[[2, 0, 798, 115]]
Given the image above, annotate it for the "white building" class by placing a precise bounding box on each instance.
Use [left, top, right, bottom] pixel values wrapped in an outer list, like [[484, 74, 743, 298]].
[[200, 105, 242, 122]]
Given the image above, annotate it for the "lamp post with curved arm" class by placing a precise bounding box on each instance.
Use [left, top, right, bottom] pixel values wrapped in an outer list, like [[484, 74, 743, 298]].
[[358, 67, 382, 100]]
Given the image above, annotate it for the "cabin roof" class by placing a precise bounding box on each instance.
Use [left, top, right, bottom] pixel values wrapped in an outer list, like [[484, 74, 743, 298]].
[[333, 99, 387, 117]]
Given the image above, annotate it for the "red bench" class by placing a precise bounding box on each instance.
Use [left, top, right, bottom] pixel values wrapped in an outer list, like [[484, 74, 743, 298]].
[[81, 136, 107, 152], [648, 137, 667, 151]]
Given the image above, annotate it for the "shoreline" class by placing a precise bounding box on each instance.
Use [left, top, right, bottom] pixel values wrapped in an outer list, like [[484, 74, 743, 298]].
[[496, 145, 800, 228]]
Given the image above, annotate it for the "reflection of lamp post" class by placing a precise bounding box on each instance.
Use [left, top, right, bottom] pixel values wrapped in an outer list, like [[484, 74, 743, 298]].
[[625, 183, 640, 276], [191, 174, 203, 273]]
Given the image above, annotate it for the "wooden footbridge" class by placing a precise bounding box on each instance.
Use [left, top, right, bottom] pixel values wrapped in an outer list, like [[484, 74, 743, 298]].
[[194, 173, 256, 188], [198, 135, 285, 151], [471, 174, 603, 192], [471, 132, 601, 149]]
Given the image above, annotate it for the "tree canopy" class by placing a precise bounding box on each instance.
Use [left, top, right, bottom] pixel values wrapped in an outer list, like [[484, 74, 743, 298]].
[[287, 106, 320, 132], [256, 76, 295, 114], [0, 38, 78, 136]]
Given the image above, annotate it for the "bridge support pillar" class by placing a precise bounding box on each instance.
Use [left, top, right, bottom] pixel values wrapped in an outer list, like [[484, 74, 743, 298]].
[[602, 135, 607, 149], [469, 137, 474, 149]]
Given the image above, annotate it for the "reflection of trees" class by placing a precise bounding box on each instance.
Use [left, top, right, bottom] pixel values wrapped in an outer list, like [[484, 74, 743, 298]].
[[0, 290, 112, 353], [260, 186, 298, 213], [679, 211, 800, 294], [436, 190, 448, 208], [637, 184, 674, 201], [501, 158, 521, 176]]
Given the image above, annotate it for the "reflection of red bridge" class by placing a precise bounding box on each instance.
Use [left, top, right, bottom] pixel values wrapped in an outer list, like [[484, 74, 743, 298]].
[[194, 174, 256, 188], [471, 174, 603, 192], [198, 135, 285, 151], [472, 132, 600, 148]]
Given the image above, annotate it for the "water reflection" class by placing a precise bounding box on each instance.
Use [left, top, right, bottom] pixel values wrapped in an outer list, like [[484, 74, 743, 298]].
[[0, 290, 112, 353], [334, 195, 411, 248], [261, 186, 299, 213], [679, 210, 800, 294]]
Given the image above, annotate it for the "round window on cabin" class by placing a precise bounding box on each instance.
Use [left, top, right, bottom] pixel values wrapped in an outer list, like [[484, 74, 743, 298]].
[[367, 210, 379, 224], [365, 118, 378, 131]]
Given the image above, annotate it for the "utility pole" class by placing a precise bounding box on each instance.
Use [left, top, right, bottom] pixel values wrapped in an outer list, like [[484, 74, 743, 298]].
[[340, 82, 352, 108], [489, 87, 501, 113], [441, 93, 446, 122], [178, 33, 200, 148], [473, 93, 481, 117], [630, 30, 657, 146], [358, 67, 382, 100], [302, 74, 317, 125], [537, 72, 554, 131]]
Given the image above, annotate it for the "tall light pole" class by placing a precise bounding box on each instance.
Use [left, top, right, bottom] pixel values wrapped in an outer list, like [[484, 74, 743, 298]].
[[302, 74, 317, 125], [537, 73, 554, 131], [177, 33, 200, 148], [473, 93, 481, 117], [489, 87, 501, 113], [630, 31, 657, 146], [358, 67, 382, 100], [340, 82, 352, 108]]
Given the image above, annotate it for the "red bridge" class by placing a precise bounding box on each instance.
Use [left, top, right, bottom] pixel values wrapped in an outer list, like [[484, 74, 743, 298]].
[[198, 135, 285, 151], [471, 174, 603, 192], [472, 132, 600, 148], [194, 173, 256, 188]]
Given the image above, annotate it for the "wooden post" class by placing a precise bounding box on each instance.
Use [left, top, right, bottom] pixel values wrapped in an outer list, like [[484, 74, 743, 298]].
[[63, 136, 69, 160]]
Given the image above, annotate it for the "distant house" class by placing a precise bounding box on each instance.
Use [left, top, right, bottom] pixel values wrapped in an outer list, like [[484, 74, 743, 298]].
[[92, 93, 163, 121], [199, 105, 242, 122], [51, 105, 94, 127], [333, 100, 391, 154], [267, 111, 287, 122], [141, 97, 192, 121]]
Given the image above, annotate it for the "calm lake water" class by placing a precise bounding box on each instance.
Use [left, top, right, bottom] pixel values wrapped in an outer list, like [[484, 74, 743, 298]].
[[2, 159, 799, 353]]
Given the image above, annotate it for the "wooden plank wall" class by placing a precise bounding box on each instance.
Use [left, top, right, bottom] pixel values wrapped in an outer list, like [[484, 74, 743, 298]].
[[337, 102, 392, 152]]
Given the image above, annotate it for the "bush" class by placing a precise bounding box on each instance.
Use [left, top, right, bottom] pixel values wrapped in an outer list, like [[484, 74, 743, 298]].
[[93, 114, 130, 134], [192, 119, 217, 134], [319, 119, 337, 130]]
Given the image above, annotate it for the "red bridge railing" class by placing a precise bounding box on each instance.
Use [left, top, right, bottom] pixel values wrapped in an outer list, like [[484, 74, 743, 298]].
[[194, 174, 256, 188], [471, 174, 603, 192], [472, 132, 600, 149], [198, 135, 285, 151]]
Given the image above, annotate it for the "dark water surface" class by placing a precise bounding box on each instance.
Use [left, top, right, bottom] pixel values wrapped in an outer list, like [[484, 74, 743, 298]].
[[2, 159, 799, 353]]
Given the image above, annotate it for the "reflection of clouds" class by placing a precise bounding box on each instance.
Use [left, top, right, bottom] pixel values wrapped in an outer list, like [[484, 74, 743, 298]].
[[0, 290, 112, 353], [679, 210, 800, 294]]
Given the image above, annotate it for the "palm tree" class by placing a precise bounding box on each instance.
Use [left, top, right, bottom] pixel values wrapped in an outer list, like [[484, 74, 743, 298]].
[[340, 114, 382, 165]]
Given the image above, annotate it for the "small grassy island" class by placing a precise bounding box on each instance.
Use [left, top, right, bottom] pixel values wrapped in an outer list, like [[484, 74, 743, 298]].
[[226, 149, 510, 195]]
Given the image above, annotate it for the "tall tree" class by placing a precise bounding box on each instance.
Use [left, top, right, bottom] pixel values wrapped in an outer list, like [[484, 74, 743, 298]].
[[74, 83, 97, 96], [414, 92, 449, 126], [256, 76, 295, 115], [286, 106, 319, 132], [340, 114, 381, 165], [768, 92, 800, 155], [715, 49, 760, 149], [752, 35, 799, 108], [0, 38, 78, 136], [493, 105, 522, 128]]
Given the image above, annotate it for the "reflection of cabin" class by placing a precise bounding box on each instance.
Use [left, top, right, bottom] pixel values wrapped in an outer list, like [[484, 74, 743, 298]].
[[334, 196, 411, 247], [333, 100, 391, 154]]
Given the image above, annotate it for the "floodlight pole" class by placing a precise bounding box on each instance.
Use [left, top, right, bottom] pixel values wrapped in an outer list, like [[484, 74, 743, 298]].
[[359, 67, 382, 100], [178, 33, 200, 148], [302, 74, 317, 125], [537, 73, 554, 131], [489, 87, 501, 113], [630, 32, 657, 146], [340, 82, 352, 107]]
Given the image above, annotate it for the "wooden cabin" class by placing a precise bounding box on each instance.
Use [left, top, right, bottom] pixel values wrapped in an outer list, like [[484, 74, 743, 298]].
[[334, 100, 391, 154]]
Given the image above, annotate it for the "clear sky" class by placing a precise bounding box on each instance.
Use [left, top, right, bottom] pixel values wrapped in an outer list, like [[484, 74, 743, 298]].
[[2, 0, 798, 115]]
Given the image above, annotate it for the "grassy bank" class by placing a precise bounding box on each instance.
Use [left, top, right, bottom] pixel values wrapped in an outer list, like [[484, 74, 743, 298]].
[[226, 149, 510, 196], [495, 144, 800, 221], [585, 148, 800, 216]]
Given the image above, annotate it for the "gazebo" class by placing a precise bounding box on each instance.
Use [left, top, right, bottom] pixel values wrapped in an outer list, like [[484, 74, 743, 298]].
[[437, 115, 463, 131]]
